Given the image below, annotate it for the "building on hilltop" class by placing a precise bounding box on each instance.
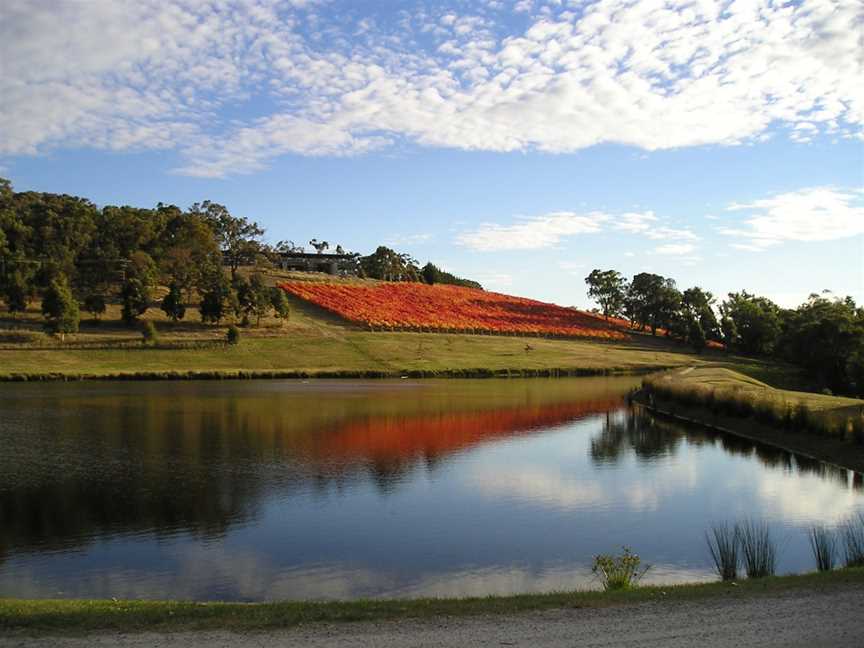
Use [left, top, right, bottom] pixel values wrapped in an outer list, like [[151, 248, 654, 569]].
[[276, 251, 357, 275]]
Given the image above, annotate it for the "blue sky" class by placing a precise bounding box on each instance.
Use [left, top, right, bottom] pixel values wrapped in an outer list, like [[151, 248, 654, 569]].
[[2, 0, 862, 308]]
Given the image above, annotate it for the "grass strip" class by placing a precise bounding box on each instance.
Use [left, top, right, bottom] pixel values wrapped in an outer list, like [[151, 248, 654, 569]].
[[2, 568, 863, 635]]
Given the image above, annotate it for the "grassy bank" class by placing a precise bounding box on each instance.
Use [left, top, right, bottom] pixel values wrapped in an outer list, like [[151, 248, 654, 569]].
[[0, 289, 731, 380], [2, 568, 863, 635], [641, 366, 864, 471]]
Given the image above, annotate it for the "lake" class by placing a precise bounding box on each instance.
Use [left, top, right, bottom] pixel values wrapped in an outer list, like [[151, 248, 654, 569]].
[[0, 377, 861, 601]]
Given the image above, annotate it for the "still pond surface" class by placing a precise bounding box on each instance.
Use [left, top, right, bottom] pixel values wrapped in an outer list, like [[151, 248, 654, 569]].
[[1, 377, 862, 601]]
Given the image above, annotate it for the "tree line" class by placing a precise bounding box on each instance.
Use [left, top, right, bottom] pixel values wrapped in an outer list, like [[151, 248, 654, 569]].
[[585, 269, 864, 396], [0, 179, 480, 336]]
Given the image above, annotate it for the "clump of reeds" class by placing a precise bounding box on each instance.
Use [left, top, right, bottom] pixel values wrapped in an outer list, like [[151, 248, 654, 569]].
[[807, 525, 837, 571], [841, 513, 864, 567], [737, 520, 777, 578], [592, 547, 650, 591], [706, 522, 739, 581]]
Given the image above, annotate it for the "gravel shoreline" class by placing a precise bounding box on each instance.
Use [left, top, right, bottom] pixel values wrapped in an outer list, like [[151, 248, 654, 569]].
[[3, 583, 862, 648]]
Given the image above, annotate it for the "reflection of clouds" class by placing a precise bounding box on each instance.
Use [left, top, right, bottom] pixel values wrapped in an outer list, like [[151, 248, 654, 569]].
[[0, 548, 715, 601], [472, 469, 608, 511], [470, 459, 701, 514], [756, 468, 863, 526]]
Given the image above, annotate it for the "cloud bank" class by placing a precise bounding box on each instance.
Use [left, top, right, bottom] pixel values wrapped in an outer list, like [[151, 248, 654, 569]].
[[1, 0, 861, 176]]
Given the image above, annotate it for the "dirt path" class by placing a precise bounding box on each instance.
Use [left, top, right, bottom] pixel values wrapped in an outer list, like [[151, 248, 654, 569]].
[[3, 584, 863, 648]]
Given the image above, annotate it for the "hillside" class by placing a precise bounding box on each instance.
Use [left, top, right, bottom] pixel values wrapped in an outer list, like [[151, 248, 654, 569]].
[[281, 281, 626, 339], [0, 272, 725, 380]]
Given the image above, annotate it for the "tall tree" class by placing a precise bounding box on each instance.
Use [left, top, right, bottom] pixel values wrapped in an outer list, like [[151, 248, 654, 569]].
[[160, 282, 186, 322], [199, 270, 234, 325], [120, 251, 156, 324], [83, 294, 106, 321], [42, 275, 79, 339], [2, 271, 31, 316], [309, 239, 329, 254], [720, 291, 782, 355], [249, 273, 271, 326], [626, 273, 680, 335], [585, 269, 628, 320], [360, 246, 421, 282], [269, 287, 290, 325], [778, 293, 864, 393], [190, 201, 263, 279]]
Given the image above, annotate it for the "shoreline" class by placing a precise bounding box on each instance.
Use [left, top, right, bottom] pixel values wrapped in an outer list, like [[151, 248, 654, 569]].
[[2, 568, 863, 635], [634, 391, 864, 474], [0, 365, 671, 382]]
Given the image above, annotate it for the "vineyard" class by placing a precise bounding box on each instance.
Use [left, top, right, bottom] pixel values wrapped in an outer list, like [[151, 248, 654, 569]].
[[280, 281, 628, 340]]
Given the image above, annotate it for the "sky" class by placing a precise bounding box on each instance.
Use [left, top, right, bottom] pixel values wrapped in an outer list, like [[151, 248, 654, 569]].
[[1, 0, 862, 309]]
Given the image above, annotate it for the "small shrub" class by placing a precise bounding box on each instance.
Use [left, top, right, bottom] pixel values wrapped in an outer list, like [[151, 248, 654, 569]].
[[141, 321, 159, 346], [706, 523, 739, 581], [737, 520, 777, 578], [592, 547, 649, 591], [808, 526, 837, 572], [841, 513, 864, 568], [226, 324, 241, 345]]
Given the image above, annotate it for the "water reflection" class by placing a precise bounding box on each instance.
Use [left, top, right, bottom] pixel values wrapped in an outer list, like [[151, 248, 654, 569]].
[[592, 408, 860, 492], [0, 379, 630, 561], [0, 378, 862, 601]]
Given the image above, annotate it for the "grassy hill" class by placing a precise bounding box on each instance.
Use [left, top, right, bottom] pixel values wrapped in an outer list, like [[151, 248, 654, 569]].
[[0, 270, 735, 380], [0, 270, 787, 382]]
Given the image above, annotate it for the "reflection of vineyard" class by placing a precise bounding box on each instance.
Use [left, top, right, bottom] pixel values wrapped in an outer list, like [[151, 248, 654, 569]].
[[311, 398, 624, 490], [592, 409, 862, 489], [0, 391, 622, 560]]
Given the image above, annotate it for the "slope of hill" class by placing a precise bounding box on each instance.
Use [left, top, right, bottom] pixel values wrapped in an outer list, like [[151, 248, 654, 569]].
[[281, 281, 626, 340]]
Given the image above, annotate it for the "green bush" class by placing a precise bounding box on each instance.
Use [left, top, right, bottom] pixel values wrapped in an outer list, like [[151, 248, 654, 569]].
[[141, 321, 159, 346], [226, 324, 240, 345], [592, 547, 649, 591]]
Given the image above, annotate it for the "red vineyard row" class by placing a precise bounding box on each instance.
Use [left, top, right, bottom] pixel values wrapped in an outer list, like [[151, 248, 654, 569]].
[[280, 282, 628, 340]]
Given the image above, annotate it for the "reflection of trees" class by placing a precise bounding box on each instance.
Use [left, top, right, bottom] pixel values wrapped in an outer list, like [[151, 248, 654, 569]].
[[590, 408, 863, 491], [0, 384, 626, 561], [590, 410, 683, 463]]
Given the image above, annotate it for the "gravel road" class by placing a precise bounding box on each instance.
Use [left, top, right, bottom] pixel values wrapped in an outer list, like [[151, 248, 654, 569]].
[[3, 585, 863, 648]]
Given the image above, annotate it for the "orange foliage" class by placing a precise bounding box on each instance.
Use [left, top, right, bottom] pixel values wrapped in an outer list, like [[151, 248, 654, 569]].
[[312, 397, 623, 467], [281, 282, 628, 340]]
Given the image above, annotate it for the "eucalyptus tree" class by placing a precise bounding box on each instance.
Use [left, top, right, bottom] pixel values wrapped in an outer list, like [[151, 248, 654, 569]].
[[585, 269, 628, 320]]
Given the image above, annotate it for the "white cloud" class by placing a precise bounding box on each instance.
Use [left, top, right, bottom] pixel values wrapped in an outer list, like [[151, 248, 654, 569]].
[[653, 243, 697, 256], [612, 211, 658, 234], [456, 211, 606, 251], [720, 187, 864, 251], [1, 0, 862, 176], [456, 207, 698, 252], [470, 271, 514, 288], [644, 227, 699, 242], [385, 232, 434, 246]]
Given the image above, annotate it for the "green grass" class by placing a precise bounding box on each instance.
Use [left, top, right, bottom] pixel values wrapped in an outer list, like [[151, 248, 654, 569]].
[[0, 293, 727, 380], [644, 366, 864, 435], [2, 568, 863, 635]]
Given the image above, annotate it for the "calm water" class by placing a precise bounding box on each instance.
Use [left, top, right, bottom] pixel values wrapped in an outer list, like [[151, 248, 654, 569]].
[[0, 378, 862, 601]]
